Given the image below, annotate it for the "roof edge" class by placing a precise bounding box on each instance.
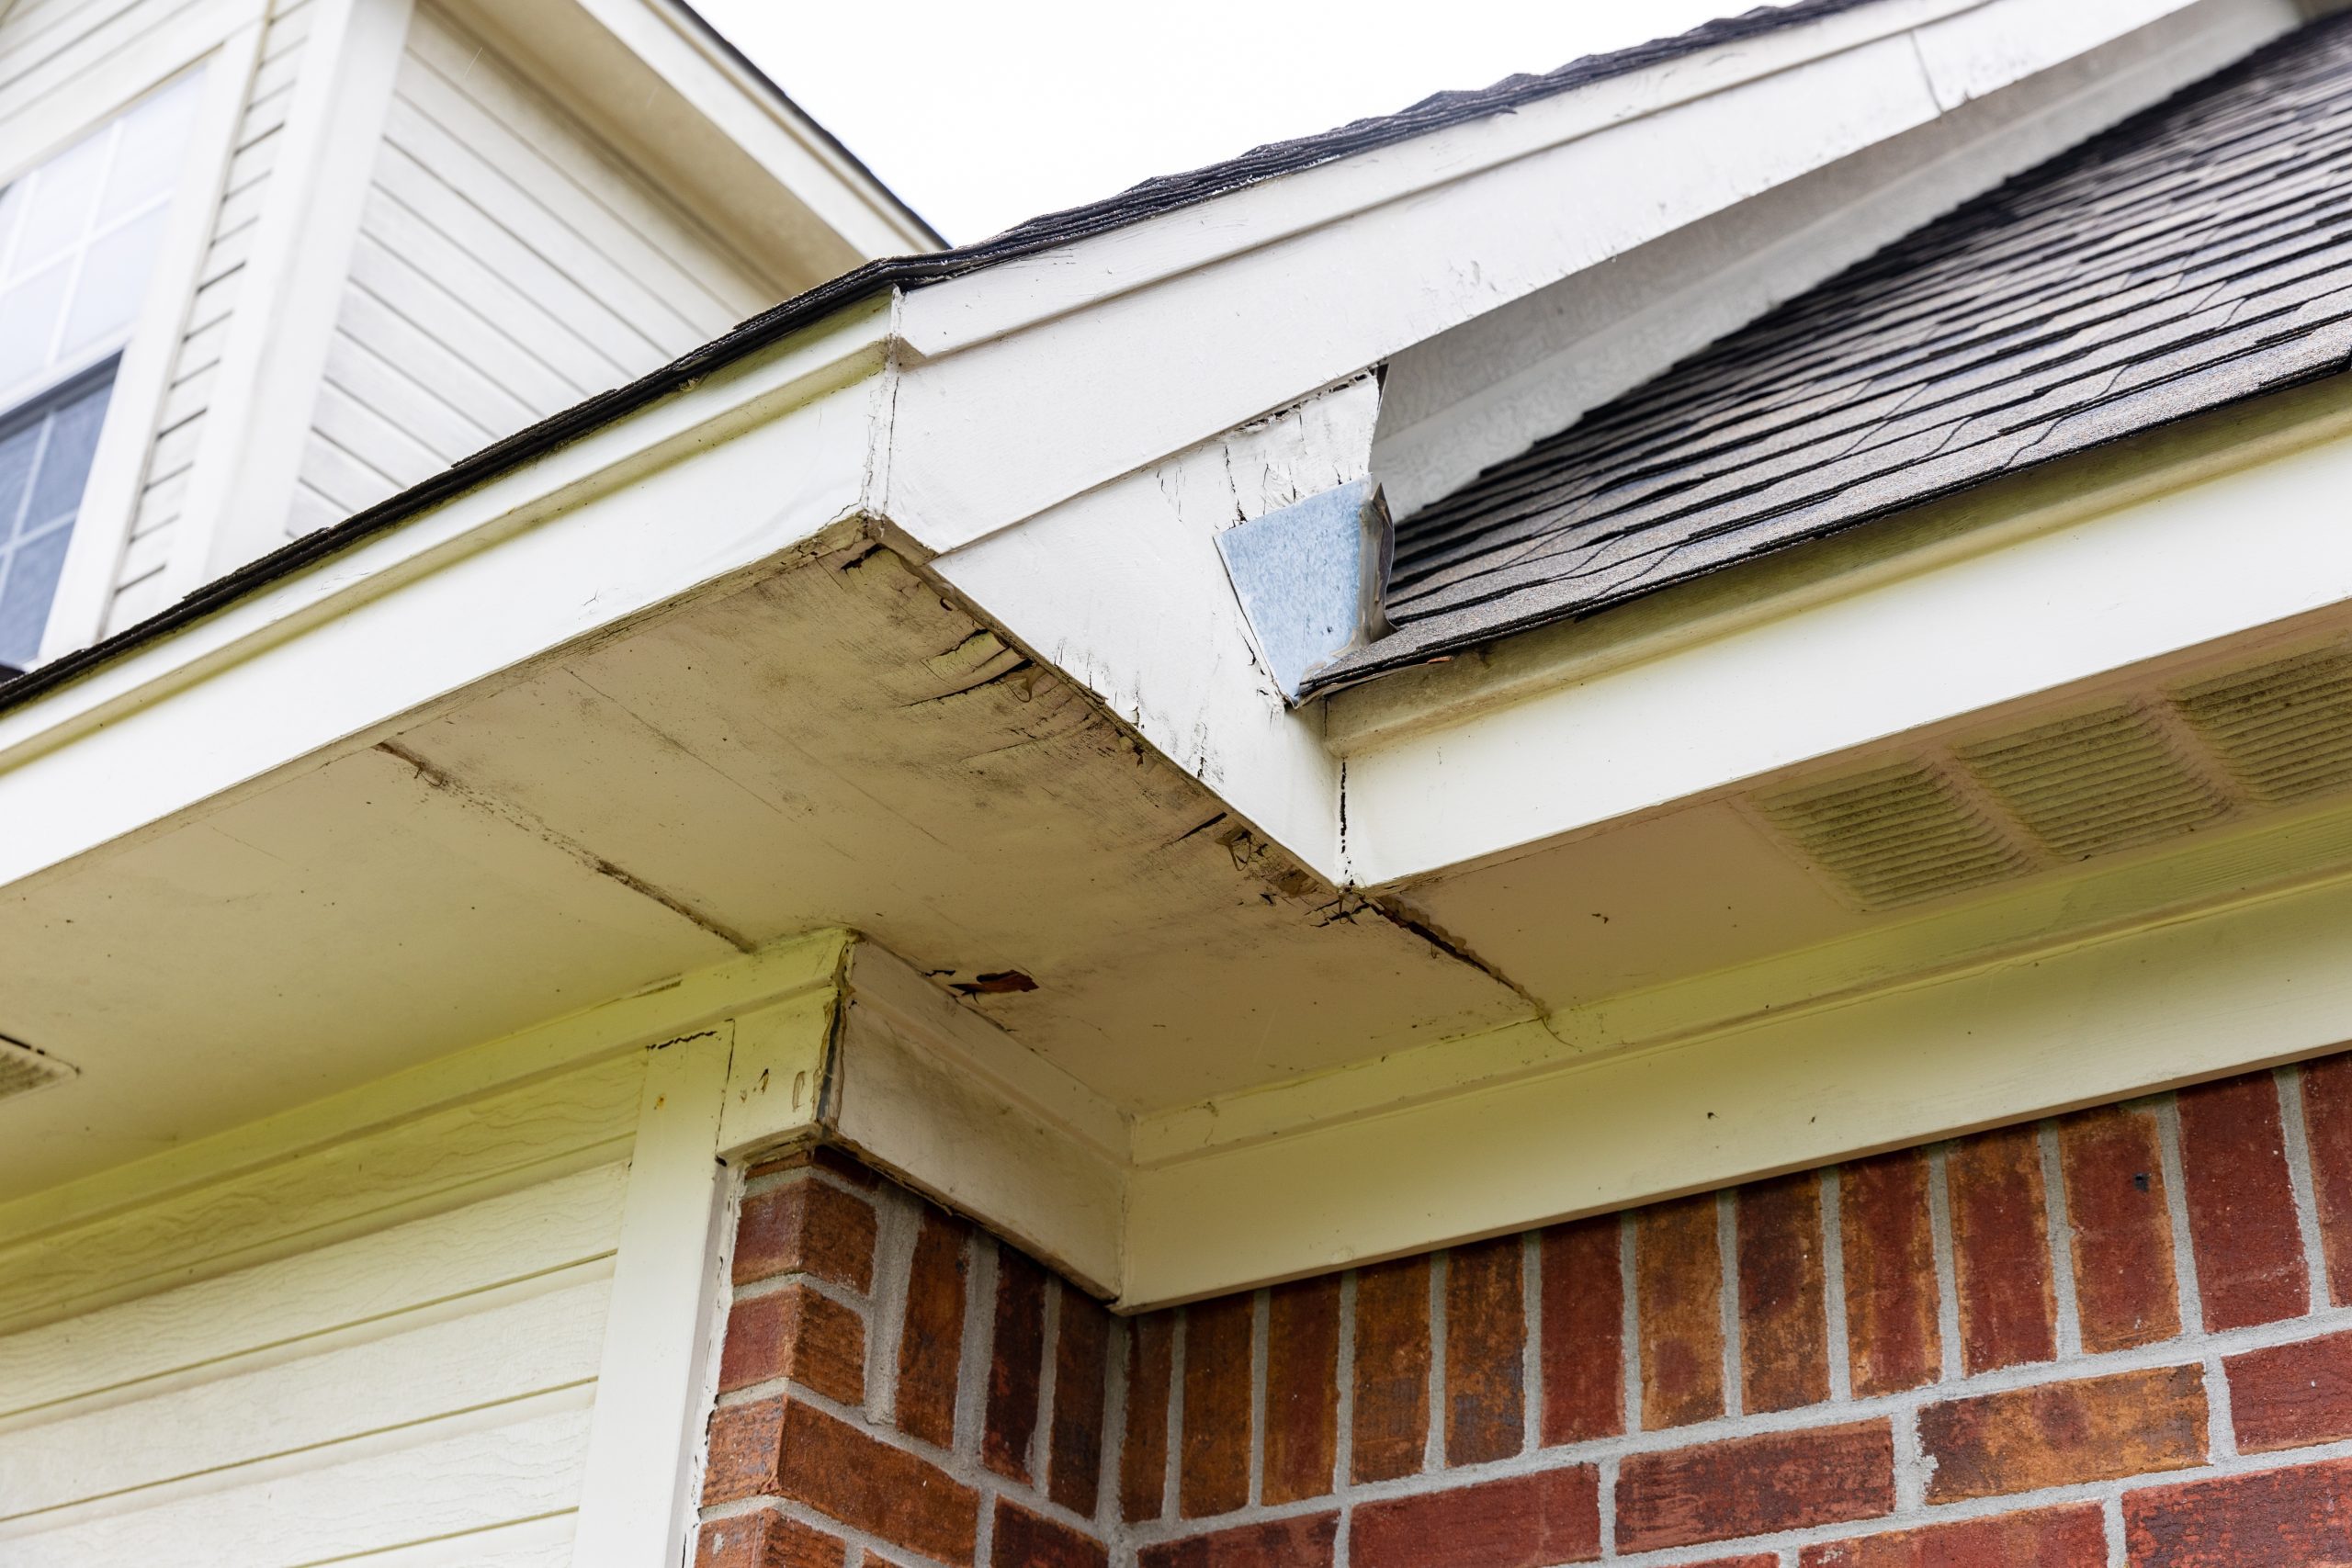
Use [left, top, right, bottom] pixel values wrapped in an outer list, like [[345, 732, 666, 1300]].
[[0, 0, 1893, 721]]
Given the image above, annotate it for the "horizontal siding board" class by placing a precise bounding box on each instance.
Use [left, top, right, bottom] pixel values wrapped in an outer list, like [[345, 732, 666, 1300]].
[[197, 219, 255, 285], [103, 565, 172, 632], [369, 123, 669, 368], [246, 42, 299, 103], [381, 80, 709, 350], [0, 1276, 610, 1517], [0, 1051, 640, 1333], [399, 26, 760, 327], [286, 478, 343, 536], [131, 464, 187, 536], [357, 186, 618, 392], [183, 270, 240, 336], [0, 0, 213, 104], [0, 1403, 594, 1567], [330, 1515, 574, 1568], [144, 416, 202, 484], [0, 0, 149, 85], [0, 1159, 630, 1416], [321, 327, 494, 460], [111, 521, 171, 586], [311, 376, 448, 487], [341, 235, 575, 423]]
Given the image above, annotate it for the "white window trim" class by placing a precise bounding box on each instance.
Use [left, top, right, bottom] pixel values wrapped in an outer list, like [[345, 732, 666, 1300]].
[[35, 28, 266, 663]]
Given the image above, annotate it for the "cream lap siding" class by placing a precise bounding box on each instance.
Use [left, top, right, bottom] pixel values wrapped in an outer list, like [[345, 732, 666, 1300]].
[[288, 1, 769, 536], [0, 1051, 645, 1566], [103, 0, 311, 636], [0, 0, 211, 111]]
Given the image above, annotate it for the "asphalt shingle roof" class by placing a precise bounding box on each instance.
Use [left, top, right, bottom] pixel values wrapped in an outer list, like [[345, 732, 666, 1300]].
[[0, 0, 1886, 714], [1317, 13, 2352, 691]]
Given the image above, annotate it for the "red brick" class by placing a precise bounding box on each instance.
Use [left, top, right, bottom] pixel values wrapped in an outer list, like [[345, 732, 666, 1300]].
[[1637, 1196, 1725, 1429], [2301, 1055, 2352, 1306], [746, 1145, 881, 1188], [695, 1507, 844, 1568], [735, 1179, 878, 1292], [1917, 1365, 2205, 1502], [984, 1248, 1048, 1481], [1136, 1514, 1339, 1568], [2229, 1327, 2352, 1453], [1618, 1420, 1894, 1552], [718, 1283, 866, 1404], [1263, 1275, 1339, 1504], [2058, 1105, 2179, 1353], [897, 1207, 968, 1449], [1540, 1216, 1623, 1446], [1351, 1466, 1600, 1568], [1047, 1286, 1110, 1515], [1799, 1506, 2107, 1567], [2126, 1454, 2352, 1565], [992, 1500, 1106, 1568], [701, 1394, 980, 1564], [703, 1395, 788, 1504], [1948, 1126, 2057, 1373], [1351, 1256, 1431, 1483], [1180, 1293, 1254, 1517], [1444, 1235, 1526, 1464], [1120, 1313, 1174, 1522], [2179, 1072, 2311, 1330], [1840, 1150, 1941, 1397], [1738, 1173, 1829, 1414]]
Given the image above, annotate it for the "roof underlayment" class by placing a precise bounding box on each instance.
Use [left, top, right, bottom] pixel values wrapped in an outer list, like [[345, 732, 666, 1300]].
[[1318, 10, 2352, 688]]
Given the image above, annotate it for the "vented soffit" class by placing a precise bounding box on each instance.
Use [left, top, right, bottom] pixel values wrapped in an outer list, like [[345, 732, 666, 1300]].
[[1756, 640, 2352, 913]]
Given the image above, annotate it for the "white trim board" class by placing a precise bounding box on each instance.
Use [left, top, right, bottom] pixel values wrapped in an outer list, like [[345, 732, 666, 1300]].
[[40, 29, 265, 660]]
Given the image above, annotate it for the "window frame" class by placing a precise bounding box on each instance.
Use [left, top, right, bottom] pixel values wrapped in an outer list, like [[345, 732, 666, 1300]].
[[0, 25, 265, 666], [0, 356, 124, 673]]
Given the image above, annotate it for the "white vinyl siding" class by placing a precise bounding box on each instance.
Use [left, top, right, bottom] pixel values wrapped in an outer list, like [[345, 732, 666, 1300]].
[[0, 0, 209, 112], [106, 0, 308, 635], [0, 1051, 645, 1565], [289, 1, 767, 534]]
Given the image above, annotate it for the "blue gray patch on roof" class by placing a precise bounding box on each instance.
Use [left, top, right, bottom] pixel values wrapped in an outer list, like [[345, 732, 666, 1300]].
[[1314, 13, 2352, 692]]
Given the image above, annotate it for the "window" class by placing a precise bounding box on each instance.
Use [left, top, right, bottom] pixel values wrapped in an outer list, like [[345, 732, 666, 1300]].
[[0, 72, 203, 669]]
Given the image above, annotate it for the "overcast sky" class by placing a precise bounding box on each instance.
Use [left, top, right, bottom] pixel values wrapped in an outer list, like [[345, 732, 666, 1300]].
[[693, 0, 1788, 244]]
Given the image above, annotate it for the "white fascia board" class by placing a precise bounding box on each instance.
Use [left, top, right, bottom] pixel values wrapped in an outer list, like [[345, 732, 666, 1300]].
[[879, 0, 2222, 560], [572, 0, 939, 258], [1341, 398, 2352, 888], [0, 300, 891, 895], [925, 378, 1377, 879], [1124, 855, 2352, 1303]]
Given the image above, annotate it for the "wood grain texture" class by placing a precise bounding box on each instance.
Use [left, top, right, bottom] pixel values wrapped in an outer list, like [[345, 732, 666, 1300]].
[[0, 1051, 641, 1334]]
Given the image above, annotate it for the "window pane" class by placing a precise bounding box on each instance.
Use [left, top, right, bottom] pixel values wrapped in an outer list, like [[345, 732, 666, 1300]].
[[10, 136, 107, 274], [25, 378, 109, 524], [0, 522, 73, 668], [58, 206, 166, 358], [0, 67, 203, 406], [0, 261, 70, 390], [0, 369, 115, 667], [0, 420, 38, 536], [100, 73, 204, 223]]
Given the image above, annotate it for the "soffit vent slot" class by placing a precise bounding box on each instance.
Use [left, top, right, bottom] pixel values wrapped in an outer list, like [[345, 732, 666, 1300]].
[[0, 1035, 74, 1104], [1955, 704, 2227, 862], [1751, 637, 2352, 915], [1758, 761, 2035, 911], [2173, 646, 2352, 807]]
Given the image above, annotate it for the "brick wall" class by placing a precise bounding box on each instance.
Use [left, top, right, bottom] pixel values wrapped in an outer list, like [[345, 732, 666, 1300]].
[[696, 1058, 2352, 1567]]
